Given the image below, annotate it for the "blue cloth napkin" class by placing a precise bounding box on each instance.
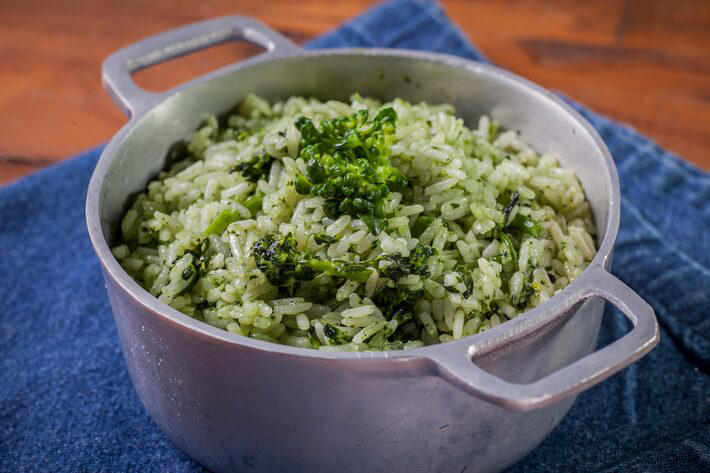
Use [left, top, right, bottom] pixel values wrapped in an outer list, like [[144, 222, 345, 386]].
[[1, 1, 708, 471]]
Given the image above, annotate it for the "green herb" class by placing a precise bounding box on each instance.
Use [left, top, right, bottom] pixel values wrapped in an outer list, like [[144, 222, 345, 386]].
[[292, 107, 407, 234]]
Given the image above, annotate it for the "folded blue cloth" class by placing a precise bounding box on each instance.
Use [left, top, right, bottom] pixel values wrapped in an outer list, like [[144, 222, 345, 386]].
[[1, 1, 708, 471]]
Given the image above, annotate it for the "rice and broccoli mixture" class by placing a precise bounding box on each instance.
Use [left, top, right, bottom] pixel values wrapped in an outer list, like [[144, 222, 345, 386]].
[[112, 94, 596, 351]]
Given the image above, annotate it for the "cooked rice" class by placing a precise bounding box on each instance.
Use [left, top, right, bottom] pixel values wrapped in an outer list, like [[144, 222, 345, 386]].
[[113, 94, 596, 351]]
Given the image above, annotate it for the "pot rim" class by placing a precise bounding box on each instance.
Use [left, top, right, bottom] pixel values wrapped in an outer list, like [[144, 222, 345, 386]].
[[86, 47, 620, 362]]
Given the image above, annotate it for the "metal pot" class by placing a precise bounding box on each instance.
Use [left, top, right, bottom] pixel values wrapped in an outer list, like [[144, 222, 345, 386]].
[[86, 16, 659, 473]]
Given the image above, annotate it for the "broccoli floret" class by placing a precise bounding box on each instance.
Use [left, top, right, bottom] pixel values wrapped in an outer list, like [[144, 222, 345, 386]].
[[230, 151, 274, 182], [292, 107, 407, 234]]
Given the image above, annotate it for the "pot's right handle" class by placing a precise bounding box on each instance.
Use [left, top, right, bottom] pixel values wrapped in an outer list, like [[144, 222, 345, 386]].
[[432, 269, 659, 411], [102, 16, 301, 118]]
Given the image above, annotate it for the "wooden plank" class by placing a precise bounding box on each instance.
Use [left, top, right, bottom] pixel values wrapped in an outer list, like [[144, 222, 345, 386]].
[[0, 0, 707, 184]]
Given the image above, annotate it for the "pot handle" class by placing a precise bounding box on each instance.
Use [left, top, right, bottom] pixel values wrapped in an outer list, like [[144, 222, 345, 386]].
[[431, 270, 659, 411], [102, 16, 301, 117]]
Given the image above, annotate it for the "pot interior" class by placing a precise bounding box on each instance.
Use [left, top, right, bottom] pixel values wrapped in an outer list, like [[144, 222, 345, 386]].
[[97, 50, 614, 255]]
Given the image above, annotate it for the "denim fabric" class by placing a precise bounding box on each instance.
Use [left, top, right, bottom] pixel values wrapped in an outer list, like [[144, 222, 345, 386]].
[[1, 1, 708, 471]]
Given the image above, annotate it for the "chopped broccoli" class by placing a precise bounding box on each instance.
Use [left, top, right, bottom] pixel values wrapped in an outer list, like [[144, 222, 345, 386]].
[[310, 232, 338, 245], [372, 286, 423, 324], [497, 231, 518, 268], [453, 264, 474, 298], [177, 240, 211, 295], [205, 192, 264, 236], [500, 190, 543, 238], [252, 232, 437, 293], [323, 323, 353, 344], [379, 244, 436, 281], [508, 213, 544, 238], [204, 208, 242, 236], [411, 216, 435, 238], [243, 191, 264, 217], [230, 151, 274, 182], [308, 327, 321, 348], [251, 232, 374, 295], [512, 270, 536, 309], [292, 107, 407, 234]]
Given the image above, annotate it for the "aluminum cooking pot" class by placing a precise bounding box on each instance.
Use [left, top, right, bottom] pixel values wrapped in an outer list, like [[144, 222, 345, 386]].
[[86, 16, 659, 473]]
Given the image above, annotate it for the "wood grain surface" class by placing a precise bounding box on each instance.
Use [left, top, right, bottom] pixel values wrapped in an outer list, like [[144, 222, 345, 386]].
[[1, 0, 708, 183]]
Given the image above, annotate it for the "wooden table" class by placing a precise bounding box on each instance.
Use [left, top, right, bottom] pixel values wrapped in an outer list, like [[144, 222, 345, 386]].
[[1, 0, 708, 183]]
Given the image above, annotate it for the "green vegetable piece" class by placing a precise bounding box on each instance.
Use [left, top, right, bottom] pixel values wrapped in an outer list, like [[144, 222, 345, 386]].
[[379, 244, 436, 281], [503, 191, 520, 222], [292, 107, 406, 234], [372, 286, 424, 323], [251, 232, 305, 296], [509, 213, 544, 238], [497, 232, 518, 268], [411, 216, 435, 238], [512, 270, 536, 309], [453, 265, 474, 298], [311, 233, 338, 245], [181, 265, 195, 281], [177, 241, 211, 295], [323, 323, 352, 344], [251, 232, 374, 294], [204, 209, 241, 236], [230, 151, 274, 183], [361, 215, 387, 236], [243, 191, 264, 217], [308, 327, 321, 348], [308, 258, 373, 283], [294, 175, 312, 195]]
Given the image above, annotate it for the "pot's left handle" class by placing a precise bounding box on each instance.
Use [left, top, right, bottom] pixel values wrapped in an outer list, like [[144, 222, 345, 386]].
[[102, 16, 302, 117]]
